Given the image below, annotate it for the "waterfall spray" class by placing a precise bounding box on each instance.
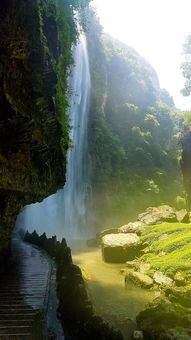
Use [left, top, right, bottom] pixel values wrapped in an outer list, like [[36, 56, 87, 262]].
[[16, 30, 92, 240]]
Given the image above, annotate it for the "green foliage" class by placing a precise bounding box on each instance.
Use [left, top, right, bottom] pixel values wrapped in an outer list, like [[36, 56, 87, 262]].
[[54, 0, 91, 155], [183, 111, 191, 128], [140, 223, 191, 277], [86, 8, 184, 227]]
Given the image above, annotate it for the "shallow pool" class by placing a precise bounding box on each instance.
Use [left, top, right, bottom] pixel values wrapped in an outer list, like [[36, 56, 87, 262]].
[[70, 241, 156, 340]]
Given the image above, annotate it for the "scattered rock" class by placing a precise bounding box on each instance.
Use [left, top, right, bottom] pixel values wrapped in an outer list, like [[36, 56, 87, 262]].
[[138, 205, 177, 225], [125, 271, 153, 289], [118, 221, 144, 234], [102, 233, 141, 263], [97, 228, 119, 242], [126, 261, 139, 269], [133, 330, 144, 339], [173, 272, 187, 287], [153, 271, 173, 286], [176, 209, 190, 223], [165, 286, 191, 308], [120, 268, 128, 275], [139, 263, 151, 274]]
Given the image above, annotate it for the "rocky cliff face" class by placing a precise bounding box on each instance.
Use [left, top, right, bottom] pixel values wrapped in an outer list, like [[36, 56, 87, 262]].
[[0, 0, 73, 262], [181, 131, 191, 209]]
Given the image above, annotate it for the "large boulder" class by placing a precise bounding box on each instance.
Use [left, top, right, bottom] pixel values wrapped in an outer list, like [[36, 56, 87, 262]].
[[118, 221, 144, 234], [102, 233, 141, 263], [138, 205, 177, 225], [125, 271, 153, 289]]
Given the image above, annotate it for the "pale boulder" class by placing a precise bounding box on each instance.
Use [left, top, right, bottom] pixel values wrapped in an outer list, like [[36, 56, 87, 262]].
[[138, 205, 177, 225], [102, 233, 141, 263]]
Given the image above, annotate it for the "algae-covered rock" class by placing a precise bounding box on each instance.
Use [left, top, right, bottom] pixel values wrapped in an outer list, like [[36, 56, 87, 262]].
[[137, 298, 191, 340], [174, 272, 187, 287], [125, 271, 153, 289], [102, 233, 141, 263], [126, 261, 139, 269], [138, 206, 177, 225], [139, 263, 151, 274], [118, 221, 144, 234], [165, 286, 191, 308], [133, 330, 144, 339], [153, 272, 173, 286]]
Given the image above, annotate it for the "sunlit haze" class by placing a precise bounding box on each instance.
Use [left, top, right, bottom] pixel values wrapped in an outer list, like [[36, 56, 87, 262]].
[[92, 0, 191, 110]]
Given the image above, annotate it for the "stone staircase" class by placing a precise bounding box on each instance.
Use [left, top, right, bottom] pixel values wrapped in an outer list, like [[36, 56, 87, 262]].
[[0, 236, 52, 339]]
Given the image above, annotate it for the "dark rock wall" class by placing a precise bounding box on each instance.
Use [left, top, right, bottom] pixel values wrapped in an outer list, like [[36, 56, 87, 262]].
[[0, 0, 68, 257]]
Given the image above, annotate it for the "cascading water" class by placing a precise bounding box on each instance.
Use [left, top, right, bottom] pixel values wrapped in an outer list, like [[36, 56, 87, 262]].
[[16, 30, 92, 240], [61, 30, 91, 239]]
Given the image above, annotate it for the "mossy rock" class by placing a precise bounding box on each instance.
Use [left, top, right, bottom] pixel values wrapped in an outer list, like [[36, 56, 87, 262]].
[[138, 205, 177, 225], [125, 271, 153, 289], [137, 298, 191, 340]]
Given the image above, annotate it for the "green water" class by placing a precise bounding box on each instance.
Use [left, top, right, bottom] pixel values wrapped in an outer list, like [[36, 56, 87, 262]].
[[70, 242, 156, 340]]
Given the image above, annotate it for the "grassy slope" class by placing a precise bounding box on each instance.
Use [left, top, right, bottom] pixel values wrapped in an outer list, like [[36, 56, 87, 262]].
[[139, 223, 191, 278]]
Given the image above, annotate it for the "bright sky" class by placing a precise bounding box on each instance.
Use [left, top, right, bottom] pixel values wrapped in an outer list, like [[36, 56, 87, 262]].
[[92, 0, 191, 110]]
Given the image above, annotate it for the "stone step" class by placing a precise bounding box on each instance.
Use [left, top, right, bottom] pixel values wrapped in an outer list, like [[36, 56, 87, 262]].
[[0, 309, 35, 315], [0, 294, 46, 298], [0, 325, 32, 334], [0, 320, 33, 325], [0, 239, 52, 339], [0, 334, 33, 339], [0, 314, 38, 321], [0, 305, 36, 309]]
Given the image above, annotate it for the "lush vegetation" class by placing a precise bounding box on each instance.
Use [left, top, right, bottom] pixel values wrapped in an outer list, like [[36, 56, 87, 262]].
[[86, 9, 184, 228], [140, 223, 191, 277], [40, 0, 91, 156]]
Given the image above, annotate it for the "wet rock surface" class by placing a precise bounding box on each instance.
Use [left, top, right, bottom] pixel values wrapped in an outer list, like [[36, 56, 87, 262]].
[[0, 0, 78, 261], [102, 233, 141, 263], [0, 236, 52, 339], [153, 272, 173, 286], [125, 272, 153, 289]]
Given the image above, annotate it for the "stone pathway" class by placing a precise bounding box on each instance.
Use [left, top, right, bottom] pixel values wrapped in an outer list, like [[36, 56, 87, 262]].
[[0, 236, 52, 339]]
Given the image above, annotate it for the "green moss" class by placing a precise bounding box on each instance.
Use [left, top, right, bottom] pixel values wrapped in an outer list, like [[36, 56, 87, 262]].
[[140, 223, 191, 277]]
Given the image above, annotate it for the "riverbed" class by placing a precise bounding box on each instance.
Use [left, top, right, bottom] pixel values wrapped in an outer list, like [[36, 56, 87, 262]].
[[70, 242, 156, 340]]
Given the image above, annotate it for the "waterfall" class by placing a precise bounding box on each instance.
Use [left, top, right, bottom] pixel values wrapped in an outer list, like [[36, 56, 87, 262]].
[[60, 30, 91, 239], [16, 31, 92, 240]]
